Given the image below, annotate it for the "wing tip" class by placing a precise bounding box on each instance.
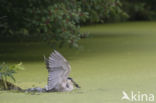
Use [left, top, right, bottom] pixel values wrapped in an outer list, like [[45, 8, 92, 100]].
[[54, 50, 59, 54]]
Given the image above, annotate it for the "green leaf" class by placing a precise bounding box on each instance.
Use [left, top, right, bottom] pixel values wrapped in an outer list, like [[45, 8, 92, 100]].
[[9, 74, 16, 82], [0, 62, 24, 82]]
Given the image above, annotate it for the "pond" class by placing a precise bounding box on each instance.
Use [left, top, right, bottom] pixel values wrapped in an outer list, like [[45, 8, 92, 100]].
[[0, 21, 156, 103]]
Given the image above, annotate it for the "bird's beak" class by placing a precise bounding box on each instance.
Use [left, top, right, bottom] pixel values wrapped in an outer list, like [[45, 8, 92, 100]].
[[74, 83, 80, 88], [68, 77, 80, 88], [70, 78, 80, 88]]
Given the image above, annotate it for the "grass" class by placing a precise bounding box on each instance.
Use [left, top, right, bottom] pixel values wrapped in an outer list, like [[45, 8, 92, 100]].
[[0, 21, 156, 103]]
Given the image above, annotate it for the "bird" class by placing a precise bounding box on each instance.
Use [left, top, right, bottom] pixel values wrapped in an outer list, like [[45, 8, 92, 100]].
[[26, 50, 80, 92]]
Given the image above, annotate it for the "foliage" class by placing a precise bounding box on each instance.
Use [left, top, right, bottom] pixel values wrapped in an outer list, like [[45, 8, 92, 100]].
[[80, 0, 128, 24], [0, 0, 88, 47], [0, 0, 128, 47], [0, 62, 24, 89], [121, 0, 156, 21], [29, 3, 88, 47]]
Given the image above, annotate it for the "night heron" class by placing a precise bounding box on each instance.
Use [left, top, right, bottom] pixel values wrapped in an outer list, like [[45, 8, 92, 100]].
[[27, 50, 80, 92]]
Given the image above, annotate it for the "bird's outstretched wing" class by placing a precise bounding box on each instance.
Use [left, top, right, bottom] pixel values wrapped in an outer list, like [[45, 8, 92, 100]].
[[45, 50, 71, 90]]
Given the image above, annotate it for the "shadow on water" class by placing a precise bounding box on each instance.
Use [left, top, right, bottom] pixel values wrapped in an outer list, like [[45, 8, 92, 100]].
[[0, 32, 156, 62]]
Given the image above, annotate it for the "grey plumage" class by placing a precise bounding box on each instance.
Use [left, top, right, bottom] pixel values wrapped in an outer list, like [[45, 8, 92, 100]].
[[45, 50, 74, 92], [25, 50, 79, 92]]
